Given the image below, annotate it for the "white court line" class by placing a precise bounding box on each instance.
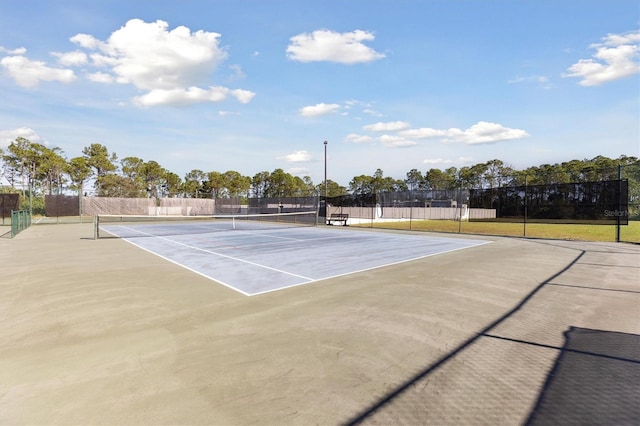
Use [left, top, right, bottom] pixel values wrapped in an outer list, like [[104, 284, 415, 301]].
[[212, 230, 357, 250], [232, 229, 307, 241], [105, 225, 314, 281]]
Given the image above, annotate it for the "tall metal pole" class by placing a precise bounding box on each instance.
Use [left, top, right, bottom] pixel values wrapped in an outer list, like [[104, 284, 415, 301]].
[[324, 141, 328, 201], [616, 164, 622, 243]]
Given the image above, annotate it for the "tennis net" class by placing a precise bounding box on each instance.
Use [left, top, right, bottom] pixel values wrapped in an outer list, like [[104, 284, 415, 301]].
[[94, 210, 319, 239]]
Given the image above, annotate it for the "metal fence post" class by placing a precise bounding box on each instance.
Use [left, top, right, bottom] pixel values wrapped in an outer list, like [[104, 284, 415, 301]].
[[524, 174, 528, 237], [617, 165, 622, 243]]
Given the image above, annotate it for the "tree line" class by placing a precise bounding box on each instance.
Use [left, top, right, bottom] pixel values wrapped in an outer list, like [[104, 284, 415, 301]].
[[1, 137, 638, 200]]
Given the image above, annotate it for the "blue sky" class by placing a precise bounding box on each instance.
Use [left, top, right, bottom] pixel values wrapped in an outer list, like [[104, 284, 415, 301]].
[[1, 0, 638, 187]]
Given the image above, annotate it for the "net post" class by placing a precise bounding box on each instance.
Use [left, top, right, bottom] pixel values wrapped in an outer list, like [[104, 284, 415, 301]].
[[94, 215, 99, 240]]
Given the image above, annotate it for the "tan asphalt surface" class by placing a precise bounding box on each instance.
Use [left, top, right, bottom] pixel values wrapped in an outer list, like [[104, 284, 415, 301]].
[[1, 222, 638, 425]]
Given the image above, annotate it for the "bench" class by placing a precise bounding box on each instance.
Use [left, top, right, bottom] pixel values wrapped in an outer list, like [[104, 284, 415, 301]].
[[327, 213, 349, 226]]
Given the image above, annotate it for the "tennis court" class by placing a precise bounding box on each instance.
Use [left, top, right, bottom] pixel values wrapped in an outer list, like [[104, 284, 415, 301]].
[[98, 216, 490, 295], [1, 222, 638, 425]]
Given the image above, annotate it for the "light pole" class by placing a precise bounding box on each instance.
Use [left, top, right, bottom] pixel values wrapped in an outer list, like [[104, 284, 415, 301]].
[[323, 141, 328, 201]]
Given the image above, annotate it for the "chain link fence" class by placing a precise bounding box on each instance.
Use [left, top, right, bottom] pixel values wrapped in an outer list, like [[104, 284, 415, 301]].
[[215, 196, 318, 215], [321, 167, 638, 243], [42, 195, 318, 219], [619, 162, 640, 243], [32, 164, 640, 243], [1, 193, 19, 225]]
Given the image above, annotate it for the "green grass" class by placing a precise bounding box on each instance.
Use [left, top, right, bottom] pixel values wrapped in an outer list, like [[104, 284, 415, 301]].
[[354, 220, 640, 243]]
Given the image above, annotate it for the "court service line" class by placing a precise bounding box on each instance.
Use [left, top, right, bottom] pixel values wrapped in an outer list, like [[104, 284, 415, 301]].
[[217, 231, 357, 250], [233, 229, 307, 241], [111, 225, 314, 281]]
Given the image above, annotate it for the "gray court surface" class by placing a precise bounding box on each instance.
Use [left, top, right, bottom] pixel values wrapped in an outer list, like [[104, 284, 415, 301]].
[[100, 223, 491, 295], [2, 223, 638, 425]]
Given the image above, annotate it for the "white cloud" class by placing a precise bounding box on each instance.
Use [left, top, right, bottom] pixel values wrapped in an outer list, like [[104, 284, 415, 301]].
[[287, 167, 310, 176], [399, 128, 449, 139], [218, 110, 240, 116], [344, 99, 372, 108], [299, 103, 341, 117], [400, 122, 528, 144], [86, 71, 114, 83], [0, 55, 76, 87], [1, 20, 252, 106], [423, 156, 473, 166], [508, 75, 552, 89], [423, 158, 453, 165], [133, 86, 255, 107], [231, 89, 256, 104], [363, 121, 410, 132], [134, 87, 225, 106], [345, 133, 373, 143], [598, 31, 640, 47], [70, 33, 103, 49], [448, 122, 529, 144], [343, 99, 382, 116], [228, 64, 245, 81], [88, 53, 117, 68], [0, 127, 42, 149], [91, 19, 228, 91], [279, 150, 312, 162], [564, 30, 640, 86], [287, 29, 385, 64], [0, 46, 27, 55], [379, 134, 417, 148], [64, 19, 252, 107], [363, 109, 383, 117], [52, 50, 88, 66]]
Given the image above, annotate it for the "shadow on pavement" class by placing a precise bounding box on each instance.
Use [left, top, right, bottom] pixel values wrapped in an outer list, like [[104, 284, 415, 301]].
[[345, 249, 587, 425], [526, 327, 640, 425]]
